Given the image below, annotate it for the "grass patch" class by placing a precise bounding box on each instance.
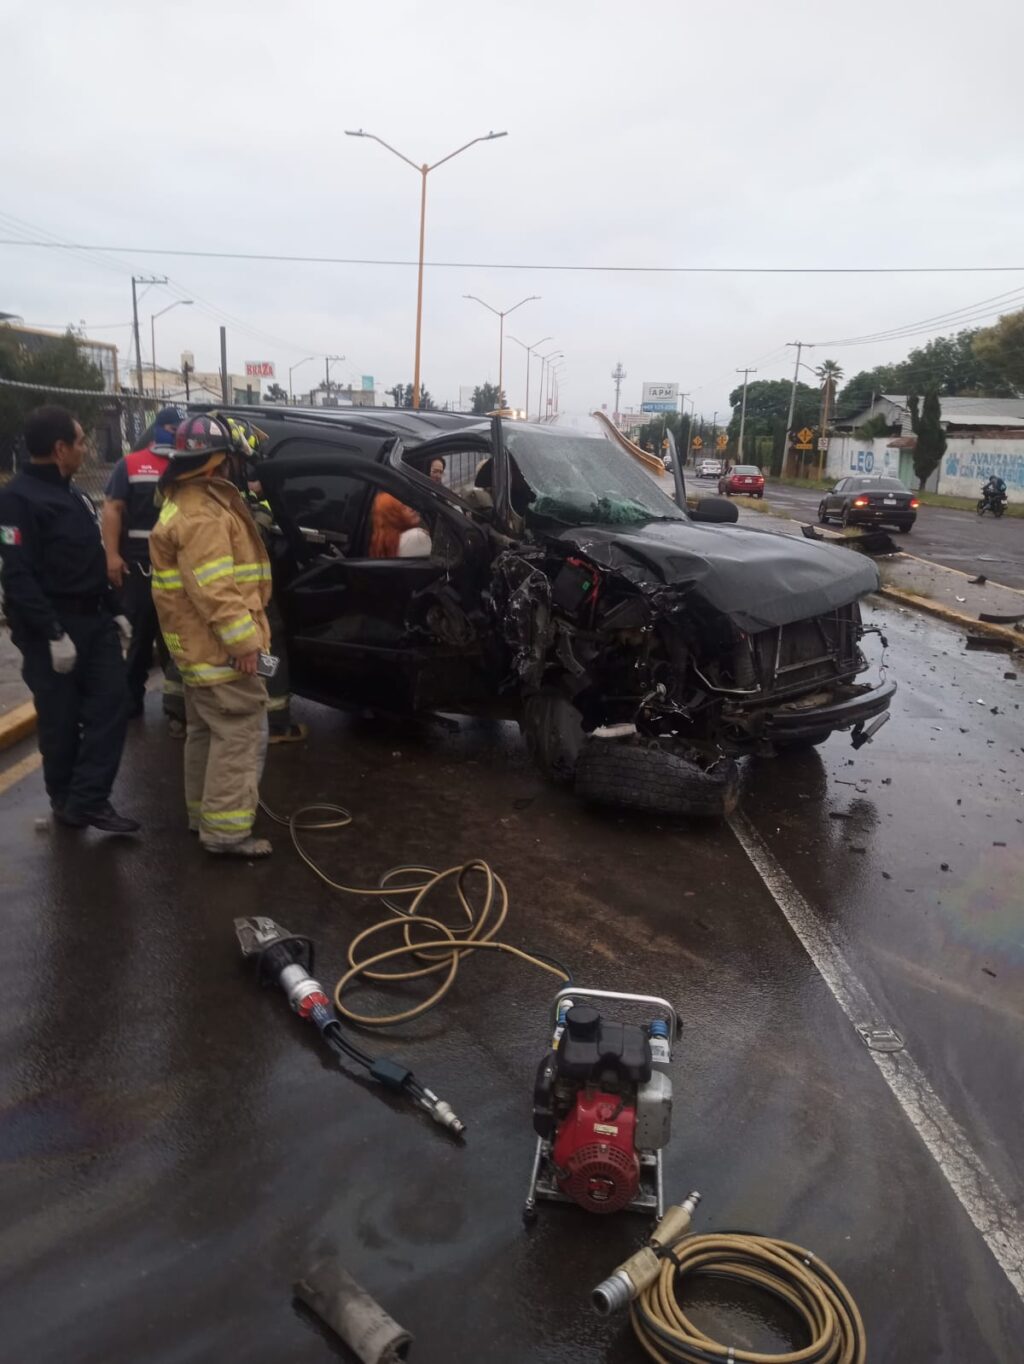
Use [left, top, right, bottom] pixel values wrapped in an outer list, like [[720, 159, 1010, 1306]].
[[914, 489, 1024, 517], [769, 475, 833, 493]]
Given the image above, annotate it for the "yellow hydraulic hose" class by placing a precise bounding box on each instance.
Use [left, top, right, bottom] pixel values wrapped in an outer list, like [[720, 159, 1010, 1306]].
[[258, 799, 569, 1027]]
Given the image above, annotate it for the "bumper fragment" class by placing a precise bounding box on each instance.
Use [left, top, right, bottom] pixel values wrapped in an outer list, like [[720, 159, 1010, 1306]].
[[764, 678, 897, 738]]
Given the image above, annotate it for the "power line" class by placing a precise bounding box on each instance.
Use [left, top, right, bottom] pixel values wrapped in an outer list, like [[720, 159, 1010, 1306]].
[[2, 238, 1023, 274]]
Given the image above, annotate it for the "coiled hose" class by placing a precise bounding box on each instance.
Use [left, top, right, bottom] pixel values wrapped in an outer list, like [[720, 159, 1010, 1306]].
[[259, 798, 569, 1026], [630, 1231, 866, 1364]]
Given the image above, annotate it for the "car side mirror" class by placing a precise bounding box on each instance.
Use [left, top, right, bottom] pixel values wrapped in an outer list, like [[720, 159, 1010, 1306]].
[[691, 496, 739, 524]]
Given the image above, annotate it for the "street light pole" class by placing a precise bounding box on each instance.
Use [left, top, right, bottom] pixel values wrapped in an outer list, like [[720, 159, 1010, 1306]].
[[464, 295, 540, 409], [536, 350, 563, 422], [735, 368, 757, 463], [546, 362, 565, 420], [289, 356, 315, 404], [508, 334, 551, 419], [346, 129, 507, 409], [150, 299, 192, 397]]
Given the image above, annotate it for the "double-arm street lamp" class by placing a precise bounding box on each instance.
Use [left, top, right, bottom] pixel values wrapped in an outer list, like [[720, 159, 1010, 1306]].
[[346, 128, 507, 410], [464, 294, 540, 411], [536, 350, 563, 421], [506, 334, 551, 418], [151, 299, 192, 396]]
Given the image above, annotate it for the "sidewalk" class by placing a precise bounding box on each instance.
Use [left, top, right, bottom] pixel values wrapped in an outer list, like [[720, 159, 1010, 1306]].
[[735, 505, 1024, 645], [0, 630, 28, 718]]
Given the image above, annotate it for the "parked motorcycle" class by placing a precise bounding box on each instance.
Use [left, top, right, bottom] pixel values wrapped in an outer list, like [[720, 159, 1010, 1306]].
[[976, 482, 1008, 517]]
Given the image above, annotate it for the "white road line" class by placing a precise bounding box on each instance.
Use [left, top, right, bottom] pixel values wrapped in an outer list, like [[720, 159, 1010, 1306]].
[[0, 751, 42, 797], [728, 809, 1024, 1302]]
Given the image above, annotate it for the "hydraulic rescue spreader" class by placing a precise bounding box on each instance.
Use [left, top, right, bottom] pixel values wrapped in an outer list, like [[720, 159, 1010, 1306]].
[[234, 916, 466, 1136]]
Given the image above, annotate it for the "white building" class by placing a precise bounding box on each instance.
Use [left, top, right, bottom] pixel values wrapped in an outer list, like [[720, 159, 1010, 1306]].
[[825, 394, 1024, 501]]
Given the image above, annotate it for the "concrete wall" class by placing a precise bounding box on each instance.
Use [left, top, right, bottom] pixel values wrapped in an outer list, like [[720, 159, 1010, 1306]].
[[824, 433, 1024, 501], [939, 440, 1024, 502]]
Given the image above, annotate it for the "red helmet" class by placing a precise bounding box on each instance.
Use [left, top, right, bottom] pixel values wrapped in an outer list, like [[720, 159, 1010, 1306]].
[[172, 414, 234, 457]]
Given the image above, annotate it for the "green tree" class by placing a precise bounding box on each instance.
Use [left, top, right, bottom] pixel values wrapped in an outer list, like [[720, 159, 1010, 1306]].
[[637, 411, 684, 450], [853, 412, 893, 440], [264, 381, 288, 403], [903, 329, 1013, 396], [972, 310, 1024, 395], [836, 364, 908, 417], [0, 329, 105, 464], [725, 378, 819, 471], [911, 390, 947, 489], [470, 382, 505, 413], [386, 382, 435, 410]]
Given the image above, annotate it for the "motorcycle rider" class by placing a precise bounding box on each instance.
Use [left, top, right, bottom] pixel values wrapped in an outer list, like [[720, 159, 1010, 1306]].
[[981, 473, 1007, 509]]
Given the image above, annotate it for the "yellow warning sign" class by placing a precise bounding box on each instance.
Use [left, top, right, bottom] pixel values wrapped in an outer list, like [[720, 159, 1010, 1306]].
[[797, 427, 814, 444], [691, 436, 703, 450], [716, 434, 728, 451]]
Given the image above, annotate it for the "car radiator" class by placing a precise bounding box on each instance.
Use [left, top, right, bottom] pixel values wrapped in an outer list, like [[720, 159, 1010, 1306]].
[[739, 606, 862, 696]]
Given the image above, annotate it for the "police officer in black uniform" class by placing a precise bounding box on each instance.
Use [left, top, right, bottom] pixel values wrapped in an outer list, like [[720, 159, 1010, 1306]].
[[0, 406, 141, 833]]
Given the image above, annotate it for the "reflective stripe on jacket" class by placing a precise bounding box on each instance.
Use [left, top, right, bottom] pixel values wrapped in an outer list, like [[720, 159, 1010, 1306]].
[[149, 475, 272, 686]]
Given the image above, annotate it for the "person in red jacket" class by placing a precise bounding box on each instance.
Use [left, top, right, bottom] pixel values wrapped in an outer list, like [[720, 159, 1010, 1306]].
[[101, 407, 185, 726]]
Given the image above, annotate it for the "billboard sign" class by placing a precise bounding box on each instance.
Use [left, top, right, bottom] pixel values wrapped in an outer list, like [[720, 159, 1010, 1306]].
[[361, 375, 374, 391], [641, 381, 679, 413], [245, 361, 275, 378]]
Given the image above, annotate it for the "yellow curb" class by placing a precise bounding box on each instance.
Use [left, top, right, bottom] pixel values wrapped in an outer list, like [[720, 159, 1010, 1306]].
[[0, 700, 37, 753], [0, 751, 42, 797], [877, 586, 1023, 647]]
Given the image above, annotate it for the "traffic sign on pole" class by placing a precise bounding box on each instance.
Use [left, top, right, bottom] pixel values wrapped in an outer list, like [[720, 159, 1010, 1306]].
[[716, 434, 727, 451]]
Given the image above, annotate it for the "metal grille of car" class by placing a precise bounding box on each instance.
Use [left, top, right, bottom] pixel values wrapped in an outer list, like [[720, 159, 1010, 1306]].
[[750, 604, 861, 696]]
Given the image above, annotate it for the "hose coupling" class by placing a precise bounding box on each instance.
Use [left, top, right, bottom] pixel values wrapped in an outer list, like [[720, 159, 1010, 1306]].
[[421, 1089, 466, 1136], [590, 1191, 702, 1316]]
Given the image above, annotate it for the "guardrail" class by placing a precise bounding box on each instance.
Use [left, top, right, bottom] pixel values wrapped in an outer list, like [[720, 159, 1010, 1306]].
[[591, 410, 668, 475]]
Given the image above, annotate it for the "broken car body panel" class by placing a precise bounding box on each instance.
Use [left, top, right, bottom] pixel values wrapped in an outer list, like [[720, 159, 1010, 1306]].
[[202, 405, 894, 792]]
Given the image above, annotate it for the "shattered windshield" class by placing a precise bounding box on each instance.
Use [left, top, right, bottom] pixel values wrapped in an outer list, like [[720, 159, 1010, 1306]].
[[504, 427, 686, 527]]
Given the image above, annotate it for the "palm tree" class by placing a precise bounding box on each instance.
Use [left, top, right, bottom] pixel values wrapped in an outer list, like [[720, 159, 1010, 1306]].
[[816, 359, 843, 431]]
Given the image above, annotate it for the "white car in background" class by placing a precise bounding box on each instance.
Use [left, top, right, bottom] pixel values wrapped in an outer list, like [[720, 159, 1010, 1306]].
[[697, 457, 723, 479]]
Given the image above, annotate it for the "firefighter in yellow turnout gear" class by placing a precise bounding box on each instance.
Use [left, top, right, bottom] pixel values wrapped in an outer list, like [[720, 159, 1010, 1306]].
[[149, 415, 274, 857]]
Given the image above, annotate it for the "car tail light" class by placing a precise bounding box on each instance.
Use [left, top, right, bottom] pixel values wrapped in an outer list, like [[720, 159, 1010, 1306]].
[[852, 497, 869, 507], [910, 498, 919, 508]]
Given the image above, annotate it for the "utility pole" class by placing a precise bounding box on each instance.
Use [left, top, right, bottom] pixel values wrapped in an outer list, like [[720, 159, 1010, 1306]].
[[219, 327, 228, 401], [782, 341, 808, 475], [324, 355, 345, 407], [611, 361, 626, 426], [735, 368, 757, 464], [130, 275, 167, 393]]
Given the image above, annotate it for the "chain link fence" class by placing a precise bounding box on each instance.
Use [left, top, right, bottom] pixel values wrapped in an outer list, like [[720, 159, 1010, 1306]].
[[0, 377, 185, 500]]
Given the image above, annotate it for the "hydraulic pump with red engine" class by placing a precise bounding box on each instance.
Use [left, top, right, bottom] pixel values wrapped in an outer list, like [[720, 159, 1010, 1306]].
[[524, 987, 677, 1221]]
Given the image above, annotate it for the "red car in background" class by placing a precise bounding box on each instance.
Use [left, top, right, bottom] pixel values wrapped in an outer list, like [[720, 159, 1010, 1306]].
[[718, 465, 765, 498]]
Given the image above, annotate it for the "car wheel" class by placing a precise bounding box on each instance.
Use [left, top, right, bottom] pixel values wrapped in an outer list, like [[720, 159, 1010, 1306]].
[[896, 523, 912, 533], [522, 687, 585, 784], [773, 728, 833, 752], [574, 740, 740, 819], [818, 502, 829, 524], [841, 507, 854, 529]]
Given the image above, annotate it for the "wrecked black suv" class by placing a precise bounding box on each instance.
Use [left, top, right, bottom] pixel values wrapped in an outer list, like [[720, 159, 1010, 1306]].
[[221, 406, 894, 817]]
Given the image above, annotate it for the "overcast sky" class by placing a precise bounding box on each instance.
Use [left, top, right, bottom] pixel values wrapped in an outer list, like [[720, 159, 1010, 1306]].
[[4, 0, 1024, 419]]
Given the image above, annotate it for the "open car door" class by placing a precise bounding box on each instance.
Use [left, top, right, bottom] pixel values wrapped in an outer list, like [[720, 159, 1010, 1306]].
[[258, 447, 494, 714]]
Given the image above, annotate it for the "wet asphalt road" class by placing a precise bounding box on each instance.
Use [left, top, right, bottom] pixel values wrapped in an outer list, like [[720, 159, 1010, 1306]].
[[1, 601, 1023, 1363], [759, 482, 1024, 590]]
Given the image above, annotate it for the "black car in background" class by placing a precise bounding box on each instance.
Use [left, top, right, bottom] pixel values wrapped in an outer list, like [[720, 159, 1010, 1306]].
[[206, 406, 894, 818], [818, 476, 919, 532]]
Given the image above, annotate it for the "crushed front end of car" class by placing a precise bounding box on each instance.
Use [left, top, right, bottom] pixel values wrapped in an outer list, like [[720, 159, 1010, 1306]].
[[492, 523, 893, 815]]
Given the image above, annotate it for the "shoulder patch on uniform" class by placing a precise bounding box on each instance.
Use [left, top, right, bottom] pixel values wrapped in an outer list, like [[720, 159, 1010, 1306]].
[[157, 500, 179, 525], [0, 526, 22, 545]]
